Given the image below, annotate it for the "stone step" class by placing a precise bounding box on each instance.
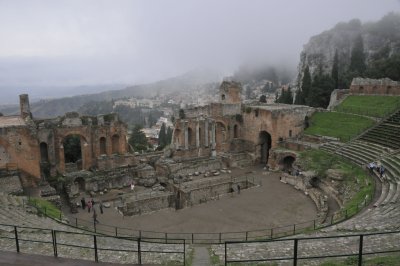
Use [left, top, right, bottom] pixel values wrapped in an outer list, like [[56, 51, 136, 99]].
[[374, 182, 389, 207], [381, 182, 396, 205]]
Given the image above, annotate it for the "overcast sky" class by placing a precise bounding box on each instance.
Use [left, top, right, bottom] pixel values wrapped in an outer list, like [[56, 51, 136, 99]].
[[0, 0, 399, 100]]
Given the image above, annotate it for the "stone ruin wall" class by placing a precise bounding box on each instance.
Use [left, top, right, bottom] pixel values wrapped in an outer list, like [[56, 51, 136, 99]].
[[123, 192, 174, 216], [349, 77, 400, 95], [241, 106, 314, 150], [0, 125, 41, 180]]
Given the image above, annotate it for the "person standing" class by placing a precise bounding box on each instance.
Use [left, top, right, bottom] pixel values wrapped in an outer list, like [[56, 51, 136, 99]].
[[99, 201, 104, 214], [87, 200, 92, 213], [81, 197, 86, 209]]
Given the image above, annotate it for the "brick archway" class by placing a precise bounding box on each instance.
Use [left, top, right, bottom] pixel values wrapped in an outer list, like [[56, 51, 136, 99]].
[[58, 132, 91, 173]]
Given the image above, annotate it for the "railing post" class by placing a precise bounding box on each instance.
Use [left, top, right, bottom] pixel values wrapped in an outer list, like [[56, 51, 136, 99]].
[[137, 237, 142, 265], [192, 233, 194, 244], [224, 241, 227, 266], [245, 231, 248, 241], [14, 226, 19, 253], [219, 232, 222, 243], [93, 235, 98, 262], [293, 224, 296, 235], [271, 228, 273, 239], [345, 209, 348, 219], [358, 235, 363, 266], [165, 233, 168, 244], [293, 239, 298, 266], [313, 220, 316, 230], [115, 227, 118, 237], [52, 230, 58, 257], [183, 239, 186, 266]]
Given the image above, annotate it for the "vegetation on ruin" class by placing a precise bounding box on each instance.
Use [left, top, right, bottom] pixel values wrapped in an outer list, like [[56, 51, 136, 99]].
[[28, 197, 62, 220], [304, 112, 375, 142], [335, 95, 400, 118], [299, 150, 374, 213], [128, 125, 150, 152]]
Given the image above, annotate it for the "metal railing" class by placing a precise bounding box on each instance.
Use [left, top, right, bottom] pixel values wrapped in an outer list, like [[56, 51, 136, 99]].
[[0, 223, 186, 265], [28, 191, 371, 245], [224, 230, 400, 266]]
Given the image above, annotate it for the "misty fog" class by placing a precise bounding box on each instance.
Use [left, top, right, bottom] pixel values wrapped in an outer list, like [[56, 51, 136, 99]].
[[0, 0, 399, 104]]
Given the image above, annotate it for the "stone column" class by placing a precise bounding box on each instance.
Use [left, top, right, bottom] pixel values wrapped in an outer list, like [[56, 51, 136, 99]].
[[184, 122, 189, 150], [59, 144, 65, 173], [196, 121, 200, 148], [204, 120, 209, 147], [211, 122, 216, 149]]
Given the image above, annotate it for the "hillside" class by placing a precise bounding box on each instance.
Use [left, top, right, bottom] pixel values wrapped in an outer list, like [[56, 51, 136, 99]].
[[0, 69, 221, 118], [295, 12, 400, 108]]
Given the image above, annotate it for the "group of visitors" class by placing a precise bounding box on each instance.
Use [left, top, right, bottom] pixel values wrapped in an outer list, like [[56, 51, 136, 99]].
[[80, 197, 104, 224], [368, 162, 385, 179]]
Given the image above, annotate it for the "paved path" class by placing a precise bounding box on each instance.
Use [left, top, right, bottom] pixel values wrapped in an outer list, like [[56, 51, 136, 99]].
[[192, 245, 211, 266], [67, 167, 317, 235]]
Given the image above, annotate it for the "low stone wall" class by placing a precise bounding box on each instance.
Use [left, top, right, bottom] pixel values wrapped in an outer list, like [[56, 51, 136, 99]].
[[280, 173, 327, 221], [156, 157, 223, 177], [177, 177, 254, 209], [97, 154, 136, 170], [0, 174, 23, 195], [121, 192, 174, 216]]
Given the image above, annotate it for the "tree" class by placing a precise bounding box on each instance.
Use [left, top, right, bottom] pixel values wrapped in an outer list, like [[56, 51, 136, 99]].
[[349, 34, 366, 75], [276, 87, 293, 104], [259, 95, 267, 103], [307, 74, 334, 108], [158, 123, 167, 149], [295, 65, 311, 105], [179, 109, 185, 119], [128, 125, 149, 152], [166, 126, 173, 145], [331, 49, 339, 90]]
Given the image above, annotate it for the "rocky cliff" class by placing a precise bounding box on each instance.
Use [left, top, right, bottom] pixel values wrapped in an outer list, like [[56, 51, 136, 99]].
[[296, 13, 400, 86]]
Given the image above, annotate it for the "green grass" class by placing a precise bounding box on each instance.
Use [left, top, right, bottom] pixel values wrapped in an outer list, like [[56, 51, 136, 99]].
[[299, 150, 374, 216], [335, 95, 400, 118], [304, 112, 375, 142], [28, 197, 62, 220]]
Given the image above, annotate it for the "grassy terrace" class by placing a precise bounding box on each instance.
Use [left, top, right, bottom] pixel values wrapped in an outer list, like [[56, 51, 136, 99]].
[[299, 150, 373, 214], [335, 95, 400, 118], [304, 111, 375, 142], [29, 197, 62, 220]]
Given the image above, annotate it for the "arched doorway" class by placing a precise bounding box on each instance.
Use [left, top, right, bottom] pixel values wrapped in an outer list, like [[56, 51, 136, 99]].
[[74, 177, 86, 192], [173, 129, 182, 148], [281, 156, 295, 172], [99, 137, 107, 155], [40, 142, 49, 162], [215, 122, 227, 150], [112, 135, 120, 154], [63, 135, 82, 170], [259, 131, 272, 164], [188, 127, 195, 147], [198, 127, 202, 147], [233, 124, 239, 138]]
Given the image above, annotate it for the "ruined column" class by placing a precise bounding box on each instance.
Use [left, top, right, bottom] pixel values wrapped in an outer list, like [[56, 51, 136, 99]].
[[211, 122, 216, 149], [211, 122, 216, 157], [19, 94, 31, 119], [204, 120, 209, 147], [184, 122, 189, 150], [196, 121, 200, 148]]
